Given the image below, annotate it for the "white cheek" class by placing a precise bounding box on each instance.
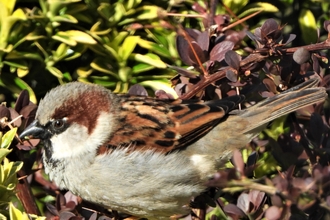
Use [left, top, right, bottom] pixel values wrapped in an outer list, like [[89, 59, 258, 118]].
[[50, 124, 88, 159], [50, 112, 115, 160]]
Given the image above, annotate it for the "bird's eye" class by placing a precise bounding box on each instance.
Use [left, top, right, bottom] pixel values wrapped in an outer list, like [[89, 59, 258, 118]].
[[53, 119, 65, 129]]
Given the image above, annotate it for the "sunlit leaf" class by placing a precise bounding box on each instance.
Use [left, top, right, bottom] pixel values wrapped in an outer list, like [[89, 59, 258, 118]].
[[12, 8, 26, 19], [299, 9, 317, 43], [53, 30, 96, 46], [118, 66, 131, 82], [140, 80, 177, 98], [223, 0, 249, 13], [9, 202, 29, 220], [76, 66, 93, 78], [131, 53, 166, 68], [52, 14, 78, 23], [6, 51, 43, 61], [52, 33, 77, 46], [111, 3, 125, 23], [109, 31, 129, 49], [0, 149, 11, 162], [125, 0, 142, 10], [118, 36, 139, 61], [0, 0, 16, 15], [135, 5, 160, 20], [3, 60, 28, 69], [46, 66, 64, 79], [239, 3, 278, 18], [137, 38, 171, 58]]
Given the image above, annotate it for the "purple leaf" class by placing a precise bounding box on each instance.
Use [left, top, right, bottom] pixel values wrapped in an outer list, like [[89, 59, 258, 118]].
[[210, 41, 235, 62], [197, 30, 210, 52], [188, 41, 206, 64], [224, 50, 241, 70], [176, 35, 193, 65], [128, 84, 148, 96], [293, 47, 310, 64], [265, 206, 281, 220], [237, 193, 250, 213], [224, 203, 246, 217]]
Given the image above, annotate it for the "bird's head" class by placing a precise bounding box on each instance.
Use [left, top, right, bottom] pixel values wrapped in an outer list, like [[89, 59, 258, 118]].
[[19, 82, 118, 161]]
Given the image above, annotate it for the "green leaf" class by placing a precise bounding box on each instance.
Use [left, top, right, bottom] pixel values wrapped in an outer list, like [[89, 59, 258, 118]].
[[3, 60, 28, 69], [137, 38, 171, 58], [76, 66, 93, 78], [0, 8, 27, 46], [48, 0, 81, 17], [3, 160, 23, 183], [0, 149, 11, 162], [205, 206, 226, 219], [53, 30, 97, 46], [299, 9, 317, 43], [90, 21, 111, 35], [6, 50, 44, 62], [119, 5, 162, 26], [46, 66, 64, 79], [97, 3, 113, 20], [128, 5, 160, 20], [25, 31, 46, 41], [52, 32, 77, 46], [65, 3, 88, 14], [111, 3, 125, 24], [263, 116, 287, 140], [11, 8, 26, 20], [90, 57, 118, 77], [73, 12, 93, 23], [125, 0, 142, 10], [1, 128, 17, 149], [9, 202, 29, 220], [0, 72, 37, 103], [118, 67, 131, 82], [64, 44, 87, 61], [52, 14, 78, 23], [66, 30, 97, 44], [239, 3, 278, 18], [52, 43, 85, 61], [0, 0, 16, 15], [17, 68, 29, 78], [132, 63, 155, 74], [109, 31, 129, 49], [88, 44, 108, 56], [54, 43, 70, 58], [131, 53, 166, 68], [118, 36, 139, 61], [0, 213, 7, 219], [83, 76, 117, 87], [223, 0, 249, 13]]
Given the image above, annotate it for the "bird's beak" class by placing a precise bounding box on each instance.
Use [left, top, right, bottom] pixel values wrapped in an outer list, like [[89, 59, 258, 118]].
[[19, 120, 47, 140]]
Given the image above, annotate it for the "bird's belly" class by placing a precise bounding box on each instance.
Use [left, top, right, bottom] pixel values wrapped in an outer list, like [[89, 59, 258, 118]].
[[50, 149, 209, 219]]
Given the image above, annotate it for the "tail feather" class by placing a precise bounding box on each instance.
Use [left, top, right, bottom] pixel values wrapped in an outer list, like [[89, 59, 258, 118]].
[[238, 78, 327, 134], [187, 78, 327, 168]]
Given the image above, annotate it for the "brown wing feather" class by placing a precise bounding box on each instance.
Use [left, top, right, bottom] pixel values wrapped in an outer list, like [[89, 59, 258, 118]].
[[101, 95, 245, 154]]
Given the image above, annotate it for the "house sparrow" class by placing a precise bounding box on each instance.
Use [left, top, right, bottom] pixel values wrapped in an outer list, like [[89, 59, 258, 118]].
[[20, 78, 327, 219]]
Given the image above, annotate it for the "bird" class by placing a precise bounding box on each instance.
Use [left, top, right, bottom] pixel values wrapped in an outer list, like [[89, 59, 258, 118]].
[[19, 78, 327, 219]]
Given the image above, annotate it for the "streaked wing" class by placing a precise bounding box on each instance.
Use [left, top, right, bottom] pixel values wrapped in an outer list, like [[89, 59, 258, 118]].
[[101, 95, 244, 154]]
